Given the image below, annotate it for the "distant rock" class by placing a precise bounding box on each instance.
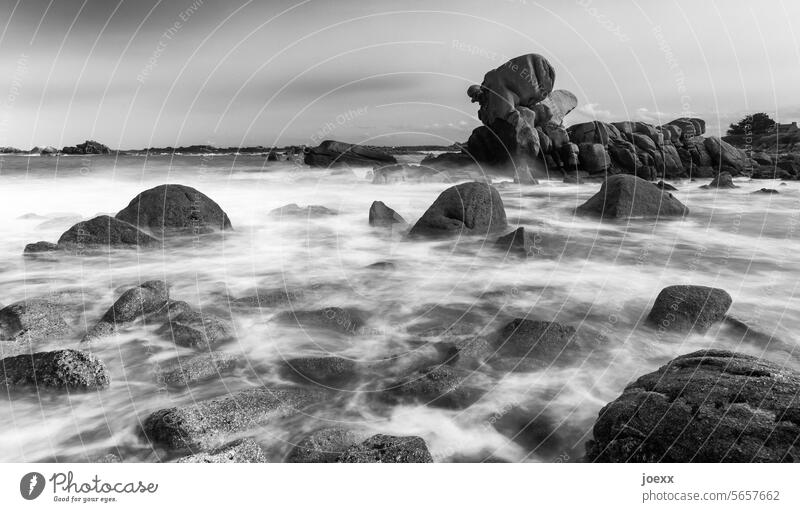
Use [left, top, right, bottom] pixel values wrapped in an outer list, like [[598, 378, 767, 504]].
[[0, 297, 71, 346], [365, 261, 396, 271], [304, 140, 396, 168], [280, 356, 359, 388], [419, 152, 476, 170], [55, 215, 159, 251], [142, 386, 325, 450], [1, 349, 110, 391], [647, 285, 731, 333], [495, 226, 540, 256], [175, 438, 268, 463], [337, 434, 433, 463], [158, 352, 239, 387], [409, 182, 507, 237], [39, 146, 59, 155], [586, 350, 800, 462], [372, 163, 444, 184], [368, 201, 406, 228], [753, 188, 779, 194], [575, 174, 689, 219], [269, 204, 337, 217], [116, 184, 232, 237], [61, 140, 111, 155], [700, 171, 737, 189], [83, 280, 169, 341], [286, 428, 362, 463], [380, 365, 485, 410], [23, 241, 60, 255]]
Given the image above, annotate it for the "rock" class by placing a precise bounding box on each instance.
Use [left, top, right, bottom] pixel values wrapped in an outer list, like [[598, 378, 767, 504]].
[[703, 136, 745, 172], [0, 297, 71, 345], [469, 53, 555, 125], [365, 261, 396, 271], [39, 146, 59, 155], [56, 215, 159, 250], [158, 352, 239, 387], [83, 281, 169, 341], [586, 350, 800, 462], [142, 386, 325, 450], [156, 310, 234, 349], [418, 152, 475, 170], [232, 289, 298, 309], [60, 140, 110, 155], [338, 434, 433, 463], [647, 285, 732, 333], [380, 365, 485, 410], [369, 201, 406, 227], [701, 171, 737, 189], [280, 356, 359, 387], [493, 319, 586, 368], [568, 121, 621, 145], [494, 227, 540, 256], [466, 107, 541, 175], [1, 349, 110, 391], [269, 203, 337, 217], [574, 174, 689, 219], [115, 184, 232, 237], [538, 89, 578, 126], [753, 188, 779, 194], [409, 182, 507, 237], [578, 143, 610, 173], [372, 163, 444, 183], [304, 140, 396, 168], [23, 241, 60, 254], [286, 428, 361, 463], [274, 307, 368, 336], [175, 438, 268, 463], [632, 132, 657, 153], [655, 181, 677, 191]]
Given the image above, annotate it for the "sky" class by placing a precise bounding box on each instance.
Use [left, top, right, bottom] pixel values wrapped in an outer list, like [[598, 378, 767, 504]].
[[1, 0, 799, 149]]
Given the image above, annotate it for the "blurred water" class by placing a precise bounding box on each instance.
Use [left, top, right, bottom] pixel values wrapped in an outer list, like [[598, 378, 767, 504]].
[[0, 154, 798, 462]]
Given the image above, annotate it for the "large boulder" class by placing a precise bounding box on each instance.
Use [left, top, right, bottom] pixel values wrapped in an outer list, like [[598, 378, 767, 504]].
[[115, 184, 232, 237], [578, 143, 610, 173], [409, 182, 507, 237], [83, 280, 169, 341], [337, 434, 433, 463], [369, 201, 406, 227], [142, 386, 326, 450], [1, 349, 110, 391], [0, 297, 71, 345], [586, 350, 800, 462], [175, 438, 267, 463], [703, 136, 746, 172], [574, 174, 689, 219], [646, 285, 732, 333], [466, 107, 540, 174], [304, 140, 396, 168], [56, 215, 158, 250]]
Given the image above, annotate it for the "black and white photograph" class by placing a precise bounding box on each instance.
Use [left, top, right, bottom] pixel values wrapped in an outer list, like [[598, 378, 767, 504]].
[[0, 0, 798, 509]]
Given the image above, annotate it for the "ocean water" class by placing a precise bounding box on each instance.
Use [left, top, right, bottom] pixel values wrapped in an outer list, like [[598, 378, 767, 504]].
[[0, 154, 798, 462]]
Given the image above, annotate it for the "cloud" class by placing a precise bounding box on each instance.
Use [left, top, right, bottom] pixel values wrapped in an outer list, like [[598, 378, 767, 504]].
[[632, 107, 674, 124], [574, 103, 612, 121]]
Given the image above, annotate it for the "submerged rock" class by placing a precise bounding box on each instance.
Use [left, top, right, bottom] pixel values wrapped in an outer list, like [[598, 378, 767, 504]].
[[368, 201, 406, 227], [409, 182, 507, 237], [156, 310, 234, 349], [753, 188, 779, 194], [701, 171, 737, 189], [1, 349, 110, 391], [0, 297, 71, 345], [83, 280, 169, 341], [380, 365, 485, 410], [175, 438, 268, 463], [494, 226, 540, 256], [575, 174, 688, 219], [23, 241, 60, 254], [280, 356, 359, 388], [647, 285, 732, 334], [158, 352, 239, 387], [286, 428, 362, 463], [337, 434, 433, 463], [115, 184, 232, 237], [142, 386, 326, 450], [492, 319, 598, 369], [274, 307, 368, 336], [57, 215, 159, 250], [586, 350, 800, 462], [269, 204, 337, 217]]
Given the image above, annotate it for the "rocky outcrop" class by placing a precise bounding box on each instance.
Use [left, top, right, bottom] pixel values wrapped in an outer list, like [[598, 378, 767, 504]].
[[61, 140, 111, 155], [304, 140, 396, 168], [142, 386, 326, 450], [337, 434, 433, 463], [379, 365, 484, 410], [1, 349, 110, 391], [115, 184, 232, 237], [647, 285, 732, 333], [409, 182, 507, 237], [286, 428, 362, 463], [175, 438, 268, 463], [368, 201, 406, 227], [574, 174, 689, 219], [83, 280, 169, 341], [586, 350, 800, 462]]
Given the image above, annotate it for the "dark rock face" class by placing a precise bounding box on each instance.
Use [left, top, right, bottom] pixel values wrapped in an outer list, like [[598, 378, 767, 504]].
[[269, 204, 337, 217], [84, 281, 169, 341], [1, 349, 110, 391], [57, 215, 159, 250], [142, 386, 326, 450], [587, 350, 800, 462], [280, 357, 359, 388], [380, 365, 484, 410], [274, 307, 367, 336], [157, 310, 234, 349], [409, 182, 507, 237], [23, 241, 60, 254], [175, 438, 268, 463], [701, 171, 737, 189], [368, 201, 406, 227], [704, 136, 746, 172], [0, 297, 70, 345], [578, 142, 610, 173], [60, 140, 110, 155], [495, 227, 540, 256], [286, 428, 361, 463], [338, 434, 433, 463], [493, 319, 585, 368], [568, 121, 621, 145], [304, 140, 396, 168], [158, 352, 239, 387], [575, 174, 689, 219], [647, 285, 732, 333], [115, 184, 232, 237]]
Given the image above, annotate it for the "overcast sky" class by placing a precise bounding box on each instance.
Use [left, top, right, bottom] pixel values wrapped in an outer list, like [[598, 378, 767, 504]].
[[1, 0, 799, 149]]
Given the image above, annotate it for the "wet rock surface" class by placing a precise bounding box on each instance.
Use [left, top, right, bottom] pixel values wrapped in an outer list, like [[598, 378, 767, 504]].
[[380, 364, 485, 410], [409, 182, 507, 237], [647, 285, 732, 333], [175, 438, 268, 463], [575, 174, 689, 219], [1, 349, 110, 391], [286, 428, 362, 463], [337, 434, 434, 463], [158, 352, 239, 387]]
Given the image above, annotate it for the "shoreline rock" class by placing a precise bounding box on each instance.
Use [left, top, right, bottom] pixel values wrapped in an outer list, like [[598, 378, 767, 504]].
[[1, 349, 110, 391]]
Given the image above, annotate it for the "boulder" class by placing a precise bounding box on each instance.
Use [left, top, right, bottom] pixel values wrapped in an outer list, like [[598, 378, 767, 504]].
[[538, 89, 578, 126], [368, 201, 406, 227], [574, 174, 689, 219], [586, 350, 800, 462], [337, 434, 433, 463], [632, 132, 657, 153], [280, 356, 359, 388], [466, 107, 540, 172], [83, 281, 169, 341], [647, 285, 732, 333], [304, 140, 396, 168], [409, 182, 507, 237], [142, 386, 325, 450], [274, 307, 368, 336], [175, 438, 268, 463], [23, 241, 60, 254], [379, 365, 485, 410], [286, 428, 361, 463], [158, 352, 239, 387], [494, 227, 540, 256], [0, 297, 70, 345], [704, 136, 746, 172], [701, 171, 737, 189], [578, 143, 610, 173], [1, 349, 110, 391], [115, 184, 232, 237], [60, 140, 110, 155], [753, 188, 779, 194], [156, 310, 234, 349], [568, 121, 621, 145], [57, 215, 158, 250], [269, 204, 337, 217]]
